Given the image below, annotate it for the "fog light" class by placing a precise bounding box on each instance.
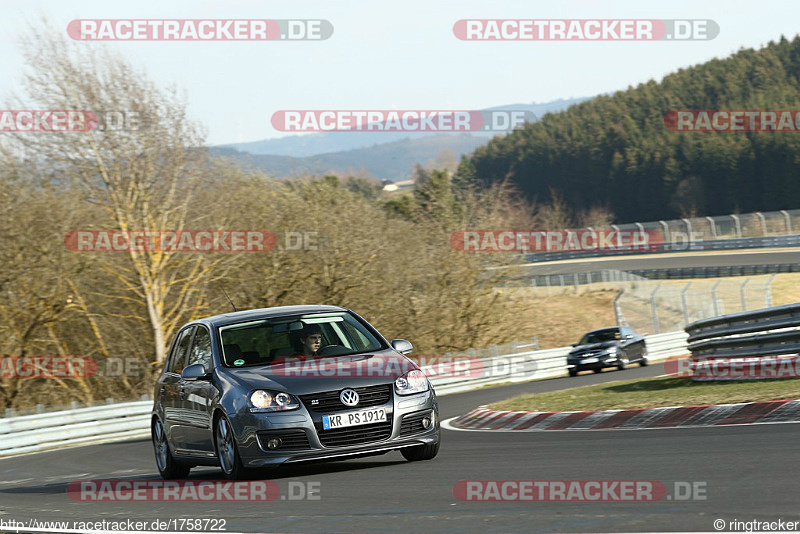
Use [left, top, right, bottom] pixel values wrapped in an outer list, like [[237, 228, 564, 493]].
[[267, 438, 282, 449], [422, 417, 431, 429]]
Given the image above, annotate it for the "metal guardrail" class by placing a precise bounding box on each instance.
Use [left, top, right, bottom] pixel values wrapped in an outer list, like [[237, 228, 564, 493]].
[[0, 401, 152, 457], [686, 303, 800, 380], [0, 331, 689, 457], [521, 234, 800, 264]]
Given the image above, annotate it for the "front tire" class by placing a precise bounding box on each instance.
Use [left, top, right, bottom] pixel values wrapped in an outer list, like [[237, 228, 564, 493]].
[[401, 440, 440, 461], [215, 415, 252, 480], [617, 351, 628, 371], [568, 369, 578, 377], [152, 418, 190, 480]]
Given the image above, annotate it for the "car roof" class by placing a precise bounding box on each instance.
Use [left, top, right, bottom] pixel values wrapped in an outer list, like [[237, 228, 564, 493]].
[[190, 305, 348, 328], [585, 326, 621, 334]]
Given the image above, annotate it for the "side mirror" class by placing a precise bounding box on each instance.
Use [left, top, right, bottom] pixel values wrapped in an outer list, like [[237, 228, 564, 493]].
[[181, 363, 210, 381], [391, 339, 413, 355]]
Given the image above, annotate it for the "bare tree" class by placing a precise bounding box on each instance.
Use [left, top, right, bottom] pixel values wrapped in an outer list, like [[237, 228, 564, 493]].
[[12, 29, 224, 363]]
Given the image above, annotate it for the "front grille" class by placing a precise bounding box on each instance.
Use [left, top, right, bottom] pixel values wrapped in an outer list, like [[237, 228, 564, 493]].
[[300, 384, 392, 413], [257, 429, 311, 451], [399, 410, 432, 437], [316, 420, 393, 448]]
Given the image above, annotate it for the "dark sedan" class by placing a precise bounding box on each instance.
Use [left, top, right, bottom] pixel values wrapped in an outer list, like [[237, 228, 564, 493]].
[[151, 305, 440, 479], [566, 326, 648, 376]]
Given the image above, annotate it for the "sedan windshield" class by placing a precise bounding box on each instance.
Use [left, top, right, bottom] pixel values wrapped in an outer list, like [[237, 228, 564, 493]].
[[219, 312, 385, 367], [578, 329, 621, 345]]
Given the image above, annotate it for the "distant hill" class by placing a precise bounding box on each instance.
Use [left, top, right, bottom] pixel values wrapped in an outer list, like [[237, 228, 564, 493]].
[[216, 98, 590, 158], [456, 36, 800, 221], [210, 134, 489, 179]]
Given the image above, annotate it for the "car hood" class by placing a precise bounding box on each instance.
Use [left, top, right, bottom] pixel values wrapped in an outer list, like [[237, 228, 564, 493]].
[[218, 350, 418, 395], [569, 341, 618, 354]]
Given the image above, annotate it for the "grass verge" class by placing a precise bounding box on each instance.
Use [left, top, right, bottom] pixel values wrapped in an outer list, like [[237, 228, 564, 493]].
[[489, 375, 800, 412]]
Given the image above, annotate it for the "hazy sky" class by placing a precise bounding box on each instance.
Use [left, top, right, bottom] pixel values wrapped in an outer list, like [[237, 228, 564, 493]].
[[1, 0, 798, 145]]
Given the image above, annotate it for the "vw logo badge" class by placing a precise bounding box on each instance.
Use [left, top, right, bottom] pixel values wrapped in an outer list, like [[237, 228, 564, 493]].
[[340, 388, 360, 407]]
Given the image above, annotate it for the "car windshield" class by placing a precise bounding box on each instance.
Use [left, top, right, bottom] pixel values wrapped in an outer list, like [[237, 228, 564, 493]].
[[218, 312, 385, 367], [578, 329, 621, 345]]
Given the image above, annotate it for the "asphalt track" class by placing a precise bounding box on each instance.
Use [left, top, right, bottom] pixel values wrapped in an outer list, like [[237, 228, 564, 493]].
[[517, 249, 800, 275], [2, 363, 798, 533]]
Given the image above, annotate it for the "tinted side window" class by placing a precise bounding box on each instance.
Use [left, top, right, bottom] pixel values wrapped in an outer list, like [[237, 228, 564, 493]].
[[168, 327, 195, 375], [188, 326, 212, 369]]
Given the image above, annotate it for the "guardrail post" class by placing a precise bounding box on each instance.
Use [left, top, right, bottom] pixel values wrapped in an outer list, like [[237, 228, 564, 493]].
[[681, 282, 692, 325], [731, 214, 742, 238], [706, 216, 717, 238], [682, 218, 692, 236], [711, 280, 722, 317], [511, 340, 518, 353], [613, 289, 625, 326], [780, 210, 792, 234], [765, 274, 776, 307], [756, 212, 768, 235], [740, 278, 750, 311], [651, 285, 661, 333], [659, 220, 670, 243]]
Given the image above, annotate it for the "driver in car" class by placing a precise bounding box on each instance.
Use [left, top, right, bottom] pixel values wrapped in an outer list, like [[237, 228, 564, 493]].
[[295, 324, 323, 357]]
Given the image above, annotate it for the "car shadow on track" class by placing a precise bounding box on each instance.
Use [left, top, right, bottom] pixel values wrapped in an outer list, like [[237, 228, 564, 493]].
[[0, 458, 410, 495]]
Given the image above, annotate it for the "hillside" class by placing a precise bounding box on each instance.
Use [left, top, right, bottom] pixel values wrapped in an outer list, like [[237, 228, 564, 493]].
[[456, 36, 800, 221], [211, 134, 489, 179]]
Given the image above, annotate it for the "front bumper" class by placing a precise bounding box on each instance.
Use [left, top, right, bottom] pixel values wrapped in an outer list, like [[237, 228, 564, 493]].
[[232, 389, 439, 467], [567, 354, 618, 371]]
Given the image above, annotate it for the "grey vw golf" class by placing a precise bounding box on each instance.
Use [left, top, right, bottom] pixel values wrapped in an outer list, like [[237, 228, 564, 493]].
[[151, 305, 440, 479]]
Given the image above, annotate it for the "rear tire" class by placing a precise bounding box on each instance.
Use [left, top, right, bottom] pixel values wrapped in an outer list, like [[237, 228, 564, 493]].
[[568, 369, 578, 377], [593, 368, 602, 374], [401, 440, 440, 461], [152, 418, 190, 480], [639, 351, 649, 366]]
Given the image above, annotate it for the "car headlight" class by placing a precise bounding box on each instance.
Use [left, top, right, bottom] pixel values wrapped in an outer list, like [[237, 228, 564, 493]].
[[249, 390, 299, 413], [395, 369, 429, 396], [605, 347, 618, 356]]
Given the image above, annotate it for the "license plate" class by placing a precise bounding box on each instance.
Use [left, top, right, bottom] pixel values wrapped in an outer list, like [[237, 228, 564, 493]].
[[322, 408, 387, 430], [581, 357, 599, 364]]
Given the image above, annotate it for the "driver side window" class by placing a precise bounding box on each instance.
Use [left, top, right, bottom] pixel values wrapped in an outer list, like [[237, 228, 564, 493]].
[[168, 327, 195, 375], [188, 326, 212, 370]]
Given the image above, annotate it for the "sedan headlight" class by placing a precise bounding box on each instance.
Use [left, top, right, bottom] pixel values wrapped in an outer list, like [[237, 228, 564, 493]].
[[249, 390, 299, 413], [395, 369, 429, 396]]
